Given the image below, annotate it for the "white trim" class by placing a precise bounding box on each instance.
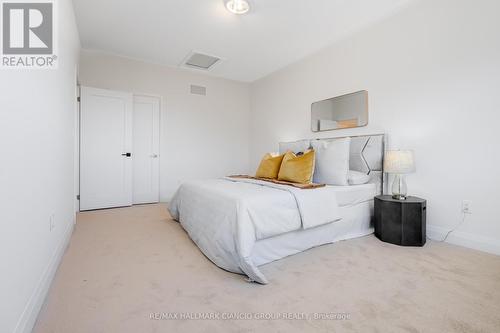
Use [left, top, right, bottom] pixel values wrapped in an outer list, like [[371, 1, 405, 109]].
[[14, 219, 75, 333], [427, 224, 500, 256]]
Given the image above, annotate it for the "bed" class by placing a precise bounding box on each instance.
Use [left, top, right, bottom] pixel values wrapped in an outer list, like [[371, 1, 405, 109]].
[[169, 134, 385, 284]]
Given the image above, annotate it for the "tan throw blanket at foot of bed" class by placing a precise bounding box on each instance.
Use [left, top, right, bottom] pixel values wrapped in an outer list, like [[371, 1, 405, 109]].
[[228, 175, 326, 189]]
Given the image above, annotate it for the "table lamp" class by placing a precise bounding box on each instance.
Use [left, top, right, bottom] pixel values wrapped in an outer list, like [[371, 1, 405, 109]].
[[383, 150, 415, 200]]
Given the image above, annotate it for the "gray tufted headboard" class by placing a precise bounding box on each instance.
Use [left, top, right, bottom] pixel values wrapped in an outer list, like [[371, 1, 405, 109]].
[[280, 134, 386, 194]]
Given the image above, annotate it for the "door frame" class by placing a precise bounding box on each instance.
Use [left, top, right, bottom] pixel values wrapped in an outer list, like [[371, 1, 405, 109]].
[[76, 83, 80, 214]]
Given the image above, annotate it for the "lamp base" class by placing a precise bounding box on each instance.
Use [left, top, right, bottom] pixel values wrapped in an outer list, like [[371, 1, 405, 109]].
[[391, 174, 408, 200]]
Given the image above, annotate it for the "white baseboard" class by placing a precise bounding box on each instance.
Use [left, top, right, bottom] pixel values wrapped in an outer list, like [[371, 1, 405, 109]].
[[427, 224, 500, 256], [14, 219, 75, 333]]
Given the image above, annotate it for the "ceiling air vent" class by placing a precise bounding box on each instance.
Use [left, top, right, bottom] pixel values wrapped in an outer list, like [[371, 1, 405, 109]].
[[182, 51, 221, 71]]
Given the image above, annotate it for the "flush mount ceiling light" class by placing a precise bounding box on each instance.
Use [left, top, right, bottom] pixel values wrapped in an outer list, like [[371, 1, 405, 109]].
[[226, 0, 250, 15]]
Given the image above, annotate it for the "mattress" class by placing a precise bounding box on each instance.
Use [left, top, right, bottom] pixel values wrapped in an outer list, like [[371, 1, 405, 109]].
[[251, 198, 375, 267], [252, 183, 378, 266], [328, 183, 377, 207], [252, 183, 377, 266], [170, 179, 377, 283]]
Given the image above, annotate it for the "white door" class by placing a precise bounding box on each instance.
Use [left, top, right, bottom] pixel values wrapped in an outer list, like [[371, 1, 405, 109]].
[[80, 87, 133, 211], [132, 96, 160, 204]]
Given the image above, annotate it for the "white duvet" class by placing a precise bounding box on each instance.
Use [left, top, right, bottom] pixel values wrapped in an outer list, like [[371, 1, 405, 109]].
[[168, 177, 341, 284]]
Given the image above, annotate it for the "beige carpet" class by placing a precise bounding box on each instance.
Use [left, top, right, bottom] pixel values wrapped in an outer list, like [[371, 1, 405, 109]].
[[34, 204, 500, 333]]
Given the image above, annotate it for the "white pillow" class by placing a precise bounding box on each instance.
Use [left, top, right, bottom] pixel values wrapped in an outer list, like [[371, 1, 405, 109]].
[[279, 139, 310, 155], [348, 170, 371, 185], [311, 137, 351, 185]]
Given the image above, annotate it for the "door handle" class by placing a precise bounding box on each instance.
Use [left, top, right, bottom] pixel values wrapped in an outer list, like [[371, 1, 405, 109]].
[[151, 154, 158, 158], [121, 153, 132, 157]]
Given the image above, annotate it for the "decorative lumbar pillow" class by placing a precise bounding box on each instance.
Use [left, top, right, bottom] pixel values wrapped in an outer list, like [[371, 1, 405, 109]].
[[348, 170, 371, 185], [255, 153, 285, 179], [278, 139, 311, 155], [311, 137, 351, 185], [277, 150, 315, 184]]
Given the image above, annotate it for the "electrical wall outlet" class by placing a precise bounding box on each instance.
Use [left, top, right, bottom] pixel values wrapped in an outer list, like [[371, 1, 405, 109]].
[[462, 200, 472, 214], [49, 213, 56, 231]]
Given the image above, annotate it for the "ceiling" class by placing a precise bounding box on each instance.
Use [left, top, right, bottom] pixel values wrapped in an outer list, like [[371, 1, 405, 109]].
[[73, 0, 414, 82]]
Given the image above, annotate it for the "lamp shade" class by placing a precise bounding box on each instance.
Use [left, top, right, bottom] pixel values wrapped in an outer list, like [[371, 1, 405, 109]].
[[384, 150, 415, 174]]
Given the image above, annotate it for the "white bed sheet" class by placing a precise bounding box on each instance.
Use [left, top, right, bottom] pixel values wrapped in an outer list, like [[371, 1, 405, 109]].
[[169, 178, 343, 284], [170, 180, 377, 283], [251, 200, 374, 266], [329, 183, 377, 207]]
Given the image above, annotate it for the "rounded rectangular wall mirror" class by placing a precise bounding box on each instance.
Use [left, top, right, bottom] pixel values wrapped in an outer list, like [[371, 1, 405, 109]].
[[311, 90, 368, 132]]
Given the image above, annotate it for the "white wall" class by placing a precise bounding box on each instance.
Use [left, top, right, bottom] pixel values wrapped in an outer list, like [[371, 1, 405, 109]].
[[78, 50, 251, 201], [250, 0, 500, 254], [0, 1, 81, 332]]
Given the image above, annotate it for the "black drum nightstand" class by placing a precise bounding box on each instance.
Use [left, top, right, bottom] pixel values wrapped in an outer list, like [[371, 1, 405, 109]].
[[374, 195, 426, 246]]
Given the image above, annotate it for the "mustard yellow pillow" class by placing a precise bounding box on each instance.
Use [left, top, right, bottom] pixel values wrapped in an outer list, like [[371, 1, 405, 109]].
[[278, 150, 315, 184], [255, 153, 285, 179]]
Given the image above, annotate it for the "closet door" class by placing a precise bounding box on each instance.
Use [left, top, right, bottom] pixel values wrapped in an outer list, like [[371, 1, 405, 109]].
[[80, 87, 133, 211], [132, 95, 160, 204]]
